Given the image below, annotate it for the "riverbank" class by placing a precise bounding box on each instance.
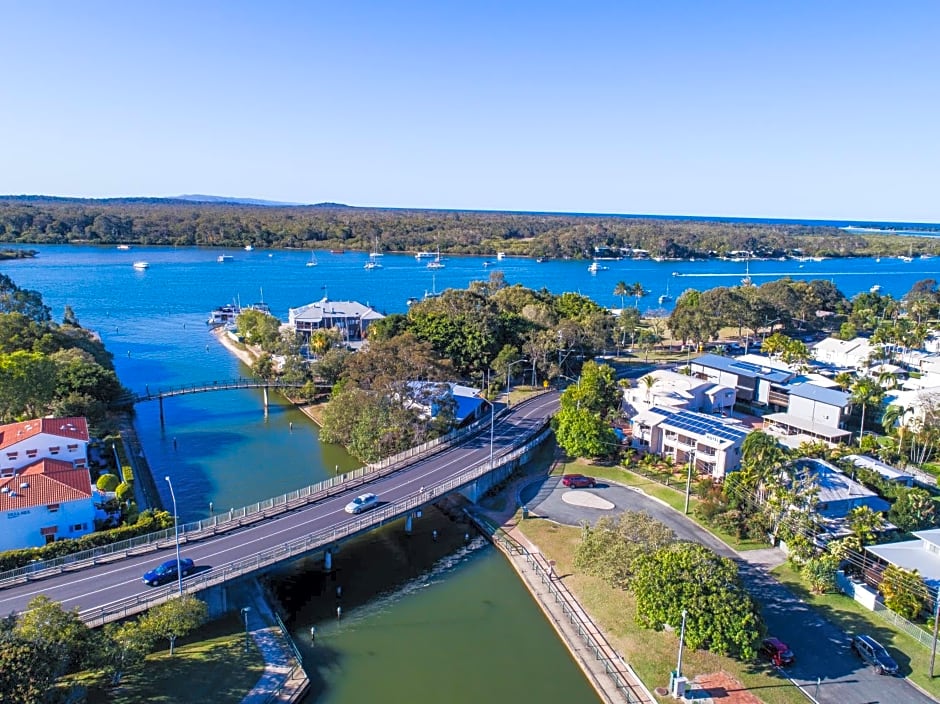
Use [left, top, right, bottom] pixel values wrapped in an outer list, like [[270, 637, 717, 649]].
[[211, 326, 260, 367]]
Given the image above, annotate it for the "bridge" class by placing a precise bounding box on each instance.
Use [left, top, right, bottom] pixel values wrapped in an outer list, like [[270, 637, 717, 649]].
[[0, 392, 559, 627], [117, 377, 314, 426]]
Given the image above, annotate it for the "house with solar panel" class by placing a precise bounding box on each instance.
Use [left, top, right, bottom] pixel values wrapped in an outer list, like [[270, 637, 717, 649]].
[[0, 417, 98, 550], [622, 369, 736, 416], [629, 407, 750, 479], [689, 353, 796, 409]]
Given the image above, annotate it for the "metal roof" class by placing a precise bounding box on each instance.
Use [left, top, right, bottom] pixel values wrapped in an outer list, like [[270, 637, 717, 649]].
[[787, 382, 850, 408], [692, 354, 792, 383]]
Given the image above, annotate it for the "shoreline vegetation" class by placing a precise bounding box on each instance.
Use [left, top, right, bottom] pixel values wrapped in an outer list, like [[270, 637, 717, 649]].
[[0, 198, 938, 260]]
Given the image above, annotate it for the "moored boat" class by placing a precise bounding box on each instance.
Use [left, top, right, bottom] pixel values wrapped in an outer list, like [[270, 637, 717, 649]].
[[217, 254, 234, 263], [132, 261, 149, 270]]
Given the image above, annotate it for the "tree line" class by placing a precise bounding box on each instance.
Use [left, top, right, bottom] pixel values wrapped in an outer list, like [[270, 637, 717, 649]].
[[2, 196, 938, 260]]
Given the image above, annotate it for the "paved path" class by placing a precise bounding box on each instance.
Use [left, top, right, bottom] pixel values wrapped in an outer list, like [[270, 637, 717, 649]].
[[522, 474, 938, 704]]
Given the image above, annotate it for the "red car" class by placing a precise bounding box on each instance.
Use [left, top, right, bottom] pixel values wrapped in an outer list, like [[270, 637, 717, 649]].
[[761, 637, 795, 667], [561, 474, 596, 488]]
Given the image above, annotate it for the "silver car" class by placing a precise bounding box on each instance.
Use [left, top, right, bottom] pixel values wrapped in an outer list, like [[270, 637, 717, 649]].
[[345, 492, 379, 514]]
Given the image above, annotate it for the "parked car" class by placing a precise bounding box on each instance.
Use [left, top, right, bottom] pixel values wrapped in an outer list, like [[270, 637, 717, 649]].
[[345, 492, 380, 514], [851, 634, 898, 675], [561, 474, 597, 488], [143, 557, 194, 586], [760, 637, 795, 666]]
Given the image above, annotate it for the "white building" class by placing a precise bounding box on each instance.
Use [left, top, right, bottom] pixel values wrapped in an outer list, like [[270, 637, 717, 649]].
[[0, 416, 90, 475], [623, 369, 735, 416], [402, 382, 485, 424], [288, 296, 385, 346], [866, 528, 940, 591], [812, 336, 873, 369], [630, 407, 750, 479], [0, 458, 96, 549], [763, 382, 853, 449], [689, 353, 794, 407]]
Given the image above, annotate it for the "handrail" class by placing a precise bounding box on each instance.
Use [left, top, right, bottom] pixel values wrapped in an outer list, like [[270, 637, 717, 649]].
[[118, 377, 309, 404], [78, 424, 553, 627], [0, 406, 503, 587]]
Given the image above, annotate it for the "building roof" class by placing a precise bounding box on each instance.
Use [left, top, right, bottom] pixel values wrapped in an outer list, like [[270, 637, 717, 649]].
[[813, 336, 871, 358], [867, 533, 940, 586], [843, 454, 913, 483], [288, 297, 384, 323], [648, 407, 749, 447], [764, 412, 852, 439], [787, 382, 850, 408], [692, 354, 792, 383], [794, 458, 890, 511], [0, 459, 93, 510], [0, 417, 89, 452]]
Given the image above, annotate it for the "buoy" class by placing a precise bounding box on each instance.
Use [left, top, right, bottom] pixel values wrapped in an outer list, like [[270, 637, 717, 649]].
[[432, 530, 438, 542], [336, 605, 342, 620]]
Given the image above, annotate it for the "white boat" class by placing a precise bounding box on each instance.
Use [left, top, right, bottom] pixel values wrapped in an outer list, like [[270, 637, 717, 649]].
[[364, 260, 382, 270], [588, 262, 607, 273], [369, 237, 384, 257], [132, 261, 149, 270], [217, 254, 234, 263], [899, 256, 913, 263], [244, 244, 253, 251], [496, 252, 506, 261], [415, 251, 435, 259], [406, 296, 420, 306], [870, 284, 882, 293], [207, 303, 240, 327], [426, 249, 445, 269], [306, 252, 318, 267], [117, 244, 131, 250], [658, 281, 673, 305]]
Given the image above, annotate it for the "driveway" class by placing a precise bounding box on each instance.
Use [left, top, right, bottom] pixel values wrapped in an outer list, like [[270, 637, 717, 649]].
[[521, 476, 937, 704]]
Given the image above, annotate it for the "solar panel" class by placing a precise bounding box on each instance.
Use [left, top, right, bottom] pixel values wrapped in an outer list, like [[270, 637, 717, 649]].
[[658, 409, 748, 443]]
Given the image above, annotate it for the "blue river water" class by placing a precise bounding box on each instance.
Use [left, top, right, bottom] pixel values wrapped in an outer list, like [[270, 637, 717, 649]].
[[0, 243, 933, 702]]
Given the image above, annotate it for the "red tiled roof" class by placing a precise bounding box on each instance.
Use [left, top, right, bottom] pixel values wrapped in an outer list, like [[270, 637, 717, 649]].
[[0, 459, 92, 510], [0, 417, 89, 451]]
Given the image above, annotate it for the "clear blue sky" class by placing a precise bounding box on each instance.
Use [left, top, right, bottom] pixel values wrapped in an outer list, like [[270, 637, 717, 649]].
[[2, 1, 937, 222]]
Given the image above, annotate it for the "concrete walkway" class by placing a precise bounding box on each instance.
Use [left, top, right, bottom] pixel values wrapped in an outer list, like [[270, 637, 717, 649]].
[[235, 579, 310, 704]]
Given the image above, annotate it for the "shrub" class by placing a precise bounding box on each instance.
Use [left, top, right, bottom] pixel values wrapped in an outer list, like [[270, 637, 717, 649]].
[[96, 473, 120, 492], [115, 482, 133, 501]]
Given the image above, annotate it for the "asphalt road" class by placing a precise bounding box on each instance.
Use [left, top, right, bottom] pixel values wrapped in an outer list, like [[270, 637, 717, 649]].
[[0, 392, 559, 620], [522, 477, 937, 704]]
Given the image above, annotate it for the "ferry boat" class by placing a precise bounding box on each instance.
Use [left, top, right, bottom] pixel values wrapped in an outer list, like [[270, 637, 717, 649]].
[[217, 254, 234, 263], [207, 304, 240, 326], [132, 261, 149, 270], [415, 251, 435, 259]]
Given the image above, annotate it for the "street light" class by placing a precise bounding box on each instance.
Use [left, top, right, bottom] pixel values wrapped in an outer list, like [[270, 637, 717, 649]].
[[240, 606, 251, 652], [683, 450, 696, 515], [478, 395, 496, 469], [164, 475, 182, 596], [506, 358, 528, 396], [676, 608, 688, 680]]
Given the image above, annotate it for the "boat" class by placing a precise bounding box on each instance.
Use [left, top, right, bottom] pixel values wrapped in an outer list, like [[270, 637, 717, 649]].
[[496, 252, 506, 261], [217, 254, 234, 263], [244, 244, 253, 251], [870, 284, 882, 293], [899, 256, 913, 263], [426, 249, 445, 269], [132, 261, 149, 270], [117, 244, 131, 250], [329, 249, 345, 254], [406, 296, 420, 306], [306, 252, 318, 267], [364, 260, 382, 270], [588, 262, 607, 273], [415, 251, 435, 259], [672, 271, 681, 277], [535, 257, 545, 263], [207, 303, 240, 326], [369, 237, 384, 258], [741, 257, 753, 286], [658, 281, 673, 305]]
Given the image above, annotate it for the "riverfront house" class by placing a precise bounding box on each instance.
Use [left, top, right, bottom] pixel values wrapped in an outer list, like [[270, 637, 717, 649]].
[[288, 296, 384, 347], [0, 417, 97, 550], [622, 369, 736, 416]]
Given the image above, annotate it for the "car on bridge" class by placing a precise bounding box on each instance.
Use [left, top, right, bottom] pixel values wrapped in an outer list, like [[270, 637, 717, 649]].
[[561, 474, 596, 488], [345, 492, 380, 514], [143, 557, 194, 586]]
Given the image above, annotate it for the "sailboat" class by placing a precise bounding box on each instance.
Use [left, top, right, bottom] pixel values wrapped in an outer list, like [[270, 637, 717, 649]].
[[658, 281, 673, 305], [427, 248, 445, 269], [364, 238, 383, 269], [306, 252, 318, 267], [741, 256, 753, 286]]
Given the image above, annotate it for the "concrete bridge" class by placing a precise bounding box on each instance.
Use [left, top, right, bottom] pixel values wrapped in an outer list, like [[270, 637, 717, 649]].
[[0, 392, 559, 626]]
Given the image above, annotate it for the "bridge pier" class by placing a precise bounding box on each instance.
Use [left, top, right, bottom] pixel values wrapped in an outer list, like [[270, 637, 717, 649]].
[[324, 548, 332, 572], [405, 513, 413, 534], [263, 386, 269, 408], [158, 396, 165, 428]]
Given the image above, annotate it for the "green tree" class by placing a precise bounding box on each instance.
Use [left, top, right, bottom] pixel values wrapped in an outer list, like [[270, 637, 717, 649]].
[[115, 481, 134, 502], [846, 504, 885, 545], [574, 512, 676, 589], [850, 377, 884, 443], [632, 542, 763, 659], [889, 488, 936, 533], [14, 595, 92, 677], [0, 629, 59, 704], [800, 554, 839, 594], [613, 281, 629, 311], [553, 405, 617, 459], [138, 594, 208, 656], [0, 350, 58, 420], [96, 473, 120, 492], [93, 620, 154, 685], [880, 565, 928, 621]]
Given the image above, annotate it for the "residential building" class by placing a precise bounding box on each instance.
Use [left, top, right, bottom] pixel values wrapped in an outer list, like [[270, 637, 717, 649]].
[[763, 382, 853, 448], [402, 382, 485, 424], [689, 353, 794, 407], [812, 336, 873, 369], [288, 296, 385, 347], [630, 407, 749, 479], [793, 458, 890, 520], [622, 369, 735, 416], [0, 417, 90, 475], [0, 458, 96, 550], [866, 528, 940, 591], [842, 454, 914, 487]]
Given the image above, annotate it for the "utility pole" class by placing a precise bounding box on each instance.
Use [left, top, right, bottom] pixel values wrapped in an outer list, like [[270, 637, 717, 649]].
[[684, 450, 695, 514], [930, 586, 940, 677]]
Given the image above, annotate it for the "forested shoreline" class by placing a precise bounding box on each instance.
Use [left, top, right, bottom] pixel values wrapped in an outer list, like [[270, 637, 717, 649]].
[[1, 197, 937, 260]]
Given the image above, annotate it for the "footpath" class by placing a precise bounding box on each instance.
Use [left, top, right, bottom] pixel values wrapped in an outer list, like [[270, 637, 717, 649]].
[[233, 578, 310, 704]]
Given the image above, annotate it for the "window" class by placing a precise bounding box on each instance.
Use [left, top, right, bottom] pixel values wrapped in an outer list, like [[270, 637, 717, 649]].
[[66, 444, 78, 451], [26, 449, 37, 458], [6, 452, 17, 460], [72, 523, 86, 532], [47, 504, 60, 512], [49, 446, 60, 455]]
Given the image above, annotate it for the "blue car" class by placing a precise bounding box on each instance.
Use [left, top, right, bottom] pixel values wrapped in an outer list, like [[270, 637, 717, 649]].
[[143, 557, 195, 586]]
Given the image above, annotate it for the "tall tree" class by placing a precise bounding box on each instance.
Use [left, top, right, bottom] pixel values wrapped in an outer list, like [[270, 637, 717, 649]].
[[138, 595, 208, 656]]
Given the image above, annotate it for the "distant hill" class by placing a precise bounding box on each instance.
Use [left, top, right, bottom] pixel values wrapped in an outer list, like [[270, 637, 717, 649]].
[[177, 194, 311, 207], [0, 194, 350, 208]]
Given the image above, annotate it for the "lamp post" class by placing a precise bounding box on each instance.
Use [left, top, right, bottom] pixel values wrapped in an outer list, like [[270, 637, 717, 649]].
[[478, 395, 496, 469], [676, 608, 688, 678], [164, 476, 182, 596], [240, 606, 251, 652], [506, 358, 529, 396], [684, 450, 695, 515]]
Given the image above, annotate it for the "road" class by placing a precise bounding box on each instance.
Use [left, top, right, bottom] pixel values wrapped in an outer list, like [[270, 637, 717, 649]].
[[0, 393, 559, 621], [522, 477, 937, 704]]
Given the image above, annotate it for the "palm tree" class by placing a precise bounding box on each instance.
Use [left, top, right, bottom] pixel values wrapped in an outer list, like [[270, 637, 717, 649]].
[[630, 282, 647, 309], [850, 377, 885, 444], [639, 374, 657, 405], [613, 281, 629, 311], [834, 371, 854, 392]]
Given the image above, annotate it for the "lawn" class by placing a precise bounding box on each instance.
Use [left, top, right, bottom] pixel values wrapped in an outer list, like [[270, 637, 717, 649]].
[[81, 612, 265, 704], [771, 563, 940, 699], [516, 518, 808, 704]]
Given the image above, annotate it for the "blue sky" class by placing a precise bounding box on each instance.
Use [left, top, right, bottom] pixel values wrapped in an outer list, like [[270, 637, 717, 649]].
[[1, 1, 937, 222]]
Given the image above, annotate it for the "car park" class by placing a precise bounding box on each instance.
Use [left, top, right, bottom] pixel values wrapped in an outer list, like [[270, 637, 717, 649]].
[[760, 636, 794, 666], [345, 492, 380, 514], [143, 557, 194, 586], [561, 474, 597, 488], [851, 634, 898, 675]]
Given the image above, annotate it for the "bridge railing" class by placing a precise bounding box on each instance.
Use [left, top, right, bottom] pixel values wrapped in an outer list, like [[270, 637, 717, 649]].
[[79, 423, 553, 627], [122, 377, 308, 403], [0, 393, 548, 589]]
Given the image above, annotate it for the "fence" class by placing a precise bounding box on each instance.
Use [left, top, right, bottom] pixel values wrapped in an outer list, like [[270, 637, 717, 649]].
[[476, 515, 653, 704], [872, 602, 936, 650], [0, 398, 530, 588], [76, 421, 553, 626], [265, 610, 310, 704]]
